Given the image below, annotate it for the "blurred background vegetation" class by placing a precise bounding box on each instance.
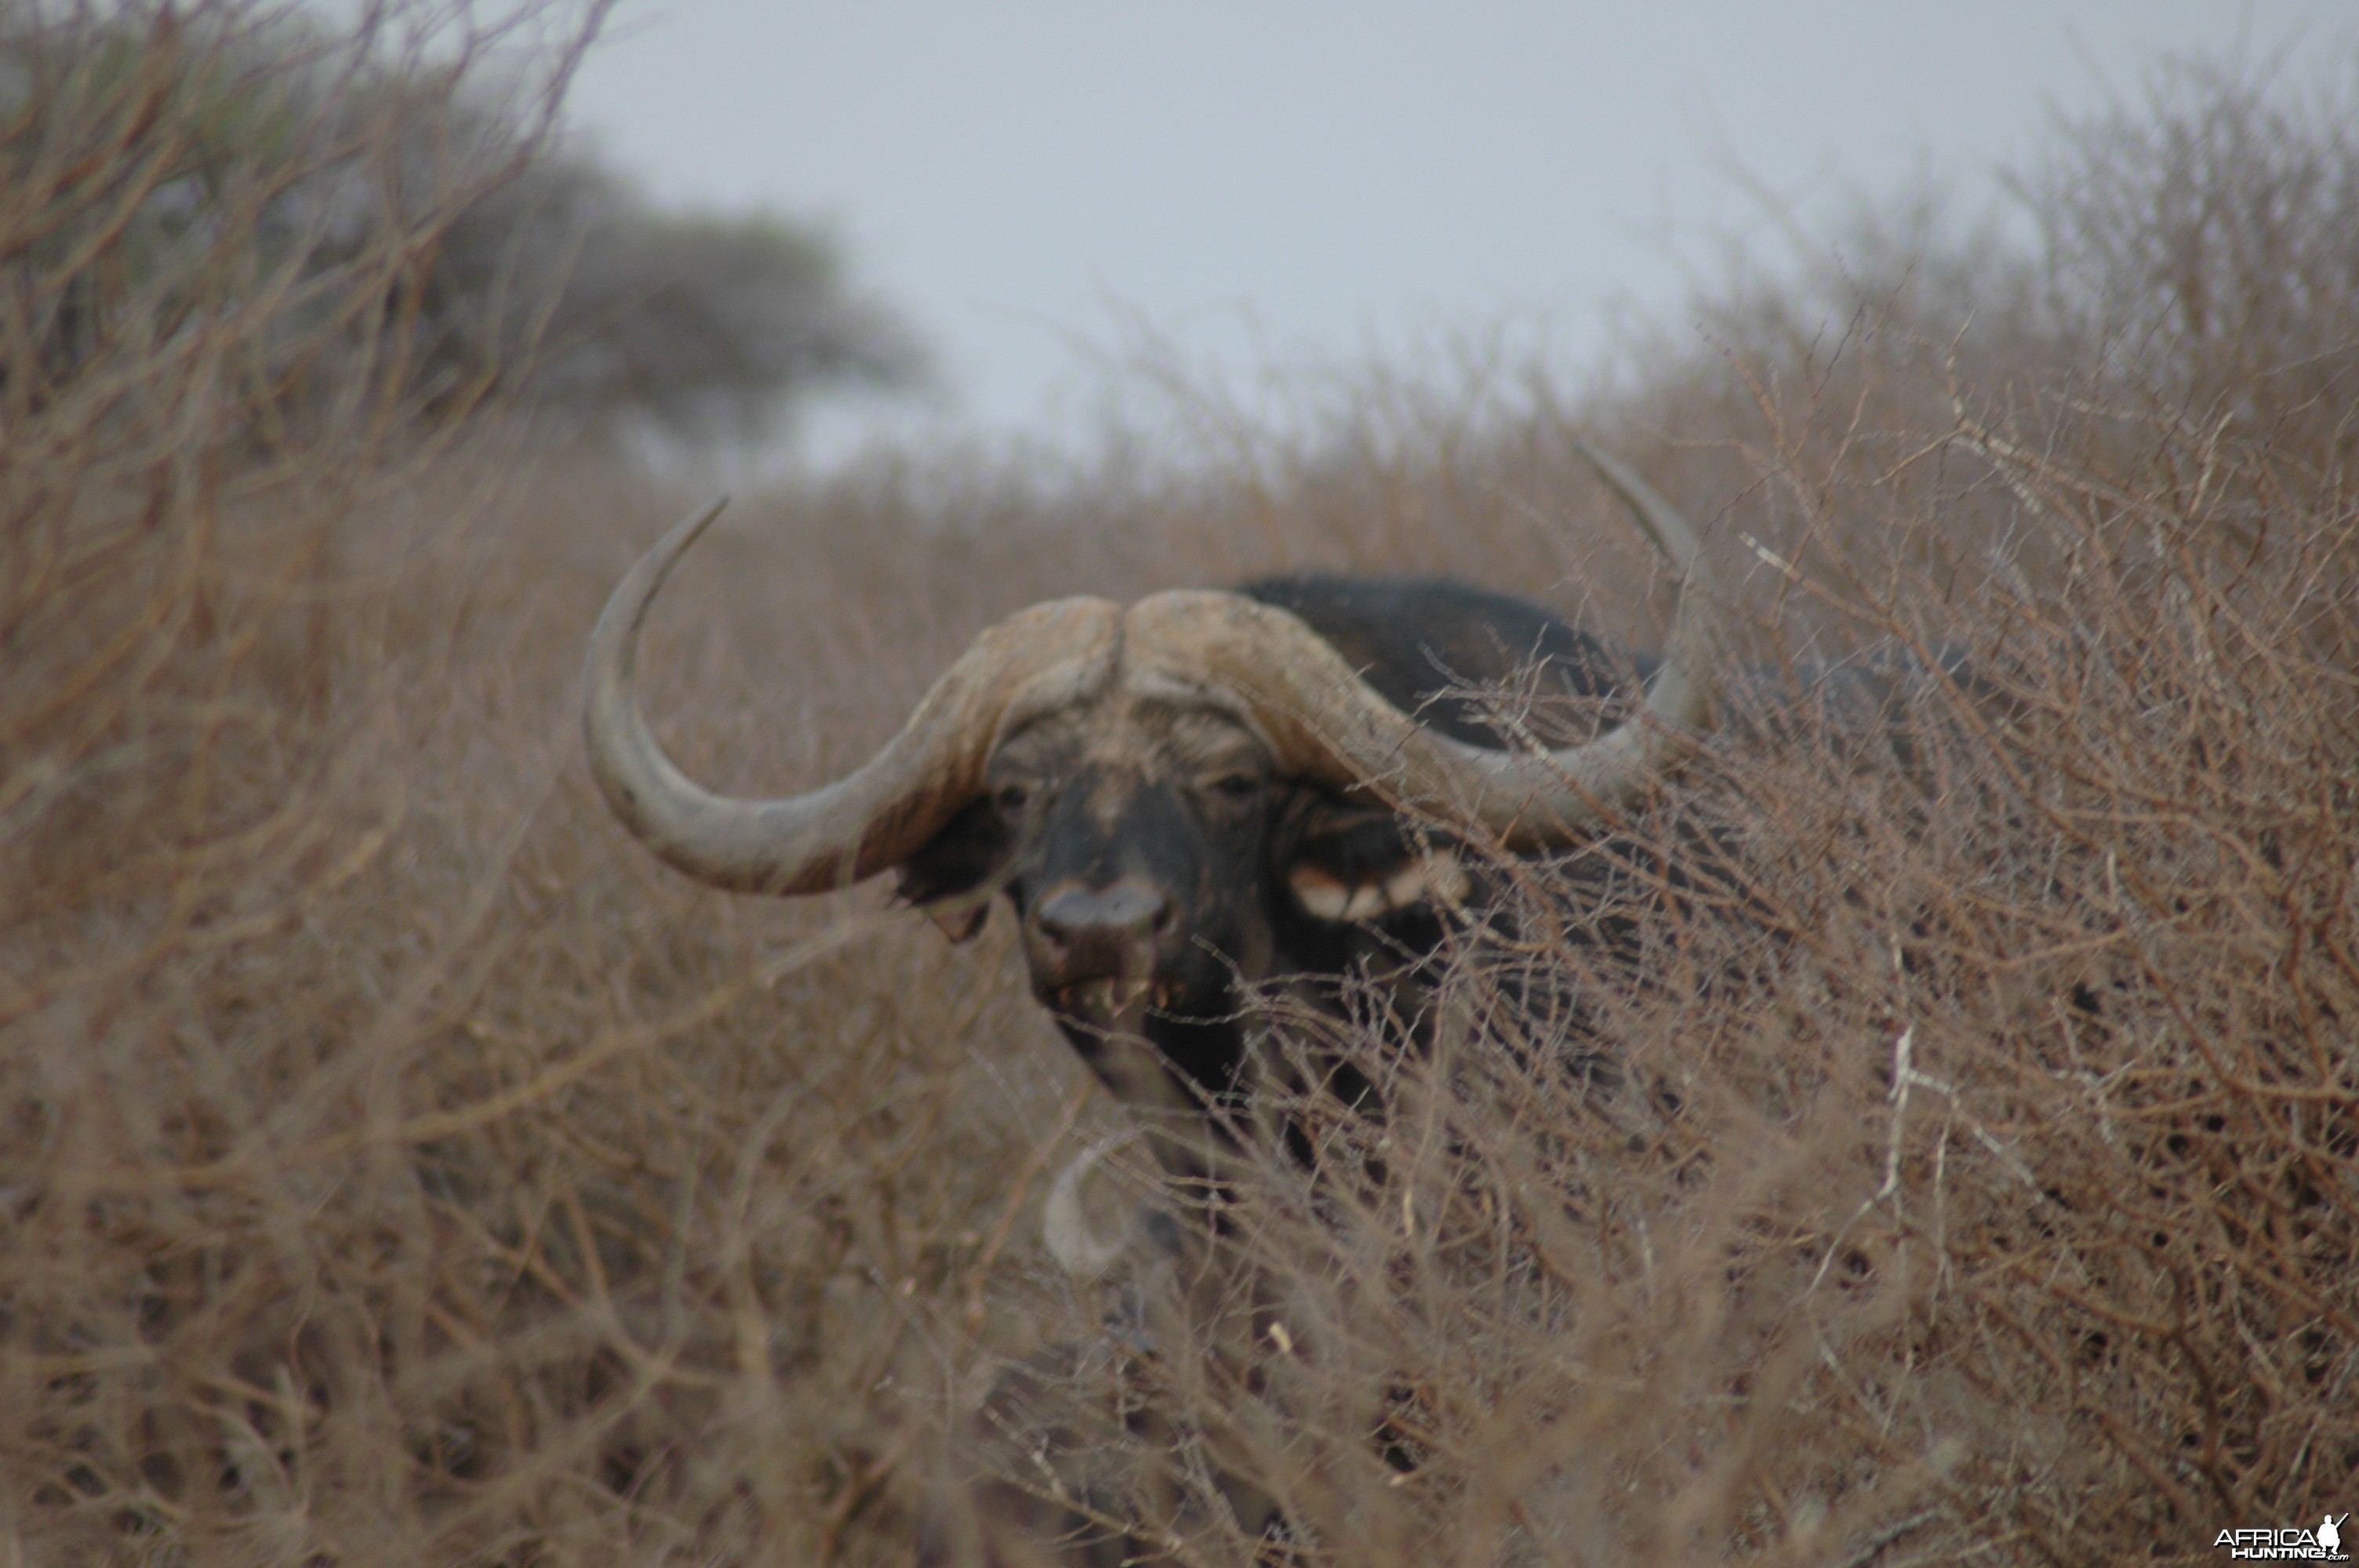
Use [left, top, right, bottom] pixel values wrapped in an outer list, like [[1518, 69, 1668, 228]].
[[1, 0, 922, 454]]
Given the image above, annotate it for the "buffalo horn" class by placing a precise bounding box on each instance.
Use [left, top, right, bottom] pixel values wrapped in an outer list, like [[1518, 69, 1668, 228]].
[[1122, 438, 1721, 848], [582, 500, 1121, 895]]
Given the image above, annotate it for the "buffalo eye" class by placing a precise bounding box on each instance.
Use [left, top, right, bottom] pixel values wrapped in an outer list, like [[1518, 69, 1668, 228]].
[[993, 784, 1030, 815], [1206, 772, 1261, 804]]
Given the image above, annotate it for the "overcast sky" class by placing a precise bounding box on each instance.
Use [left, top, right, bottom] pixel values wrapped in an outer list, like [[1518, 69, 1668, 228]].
[[562, 3, 2356, 463]]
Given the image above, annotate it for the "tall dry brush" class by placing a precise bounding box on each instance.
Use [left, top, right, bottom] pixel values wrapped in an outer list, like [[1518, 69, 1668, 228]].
[[2, 24, 2354, 1568]]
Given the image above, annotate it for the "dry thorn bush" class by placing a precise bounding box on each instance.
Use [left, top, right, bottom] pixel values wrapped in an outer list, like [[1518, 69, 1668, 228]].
[[2, 15, 2354, 1566]]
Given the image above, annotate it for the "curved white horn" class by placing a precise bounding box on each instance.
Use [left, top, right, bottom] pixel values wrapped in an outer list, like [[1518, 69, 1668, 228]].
[[1122, 439, 1721, 847], [583, 501, 1121, 894]]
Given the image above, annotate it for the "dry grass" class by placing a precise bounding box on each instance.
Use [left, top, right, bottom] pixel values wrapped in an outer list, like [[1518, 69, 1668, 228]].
[[3, 14, 2355, 1566]]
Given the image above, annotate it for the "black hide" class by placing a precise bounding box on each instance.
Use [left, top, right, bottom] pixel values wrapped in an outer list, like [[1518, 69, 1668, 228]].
[[896, 575, 1651, 1130]]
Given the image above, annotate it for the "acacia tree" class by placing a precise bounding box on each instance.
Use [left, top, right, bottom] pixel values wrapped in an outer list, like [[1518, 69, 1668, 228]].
[[433, 146, 925, 442]]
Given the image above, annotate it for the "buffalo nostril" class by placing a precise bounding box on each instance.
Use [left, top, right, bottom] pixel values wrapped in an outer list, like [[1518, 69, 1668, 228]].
[[1034, 878, 1170, 953]]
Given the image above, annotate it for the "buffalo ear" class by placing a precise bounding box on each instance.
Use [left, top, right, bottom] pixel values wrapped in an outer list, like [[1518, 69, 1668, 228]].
[[1272, 790, 1468, 924], [896, 798, 1009, 944]]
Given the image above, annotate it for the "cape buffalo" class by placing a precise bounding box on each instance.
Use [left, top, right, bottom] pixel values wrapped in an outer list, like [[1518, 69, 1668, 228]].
[[581, 441, 1720, 1185], [583, 443, 1729, 1562]]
